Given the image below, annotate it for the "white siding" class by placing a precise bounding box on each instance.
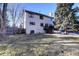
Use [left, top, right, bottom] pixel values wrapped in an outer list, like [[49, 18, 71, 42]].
[[23, 12, 54, 34], [23, 12, 27, 29]]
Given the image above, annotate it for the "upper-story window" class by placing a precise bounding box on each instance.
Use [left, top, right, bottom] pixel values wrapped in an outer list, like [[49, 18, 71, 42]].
[[40, 15, 43, 19], [29, 13, 34, 18], [30, 22, 35, 25]]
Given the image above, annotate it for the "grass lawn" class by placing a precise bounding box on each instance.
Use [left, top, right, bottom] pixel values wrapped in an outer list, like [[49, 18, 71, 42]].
[[0, 34, 79, 56]]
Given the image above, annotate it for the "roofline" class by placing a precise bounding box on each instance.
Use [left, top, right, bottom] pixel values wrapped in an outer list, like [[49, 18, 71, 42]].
[[23, 10, 53, 19]]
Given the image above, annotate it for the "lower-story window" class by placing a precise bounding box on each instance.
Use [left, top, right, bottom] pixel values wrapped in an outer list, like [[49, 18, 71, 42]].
[[30, 30, 35, 34]]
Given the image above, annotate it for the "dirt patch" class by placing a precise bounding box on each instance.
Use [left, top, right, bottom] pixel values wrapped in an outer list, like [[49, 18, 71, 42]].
[[0, 34, 79, 56]]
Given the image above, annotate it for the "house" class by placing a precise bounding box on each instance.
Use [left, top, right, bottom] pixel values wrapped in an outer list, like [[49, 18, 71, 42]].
[[21, 10, 54, 34]]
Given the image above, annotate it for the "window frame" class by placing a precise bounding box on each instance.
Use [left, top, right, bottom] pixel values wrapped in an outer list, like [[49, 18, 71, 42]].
[[30, 30, 35, 34], [28, 13, 34, 18], [40, 15, 44, 19], [30, 22, 35, 25], [40, 23, 44, 27]]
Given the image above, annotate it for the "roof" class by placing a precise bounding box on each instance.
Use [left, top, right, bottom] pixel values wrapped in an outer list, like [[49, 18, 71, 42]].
[[24, 10, 53, 19]]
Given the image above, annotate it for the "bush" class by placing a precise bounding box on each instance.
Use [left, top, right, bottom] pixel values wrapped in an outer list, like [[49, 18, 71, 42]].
[[16, 28, 26, 34]]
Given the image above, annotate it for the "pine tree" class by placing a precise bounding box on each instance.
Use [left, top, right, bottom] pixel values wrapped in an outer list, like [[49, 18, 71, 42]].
[[55, 3, 79, 32]]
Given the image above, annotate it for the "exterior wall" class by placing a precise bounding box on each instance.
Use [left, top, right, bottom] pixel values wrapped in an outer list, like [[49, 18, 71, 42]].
[[23, 12, 27, 29], [24, 12, 54, 34]]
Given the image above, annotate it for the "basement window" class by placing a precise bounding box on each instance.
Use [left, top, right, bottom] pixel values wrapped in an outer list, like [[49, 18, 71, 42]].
[[30, 30, 35, 34]]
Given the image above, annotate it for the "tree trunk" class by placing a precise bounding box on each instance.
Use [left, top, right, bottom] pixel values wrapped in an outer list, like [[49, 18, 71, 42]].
[[0, 3, 7, 35]]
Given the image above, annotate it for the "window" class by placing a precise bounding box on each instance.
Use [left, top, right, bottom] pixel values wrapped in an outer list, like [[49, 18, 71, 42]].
[[45, 23, 48, 26], [29, 13, 34, 18], [29, 15, 33, 18], [40, 23, 43, 27], [40, 15, 43, 19], [30, 22, 35, 25], [30, 30, 34, 34]]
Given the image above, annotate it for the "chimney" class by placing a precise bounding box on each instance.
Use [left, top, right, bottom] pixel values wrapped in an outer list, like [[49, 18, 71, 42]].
[[48, 12, 53, 17]]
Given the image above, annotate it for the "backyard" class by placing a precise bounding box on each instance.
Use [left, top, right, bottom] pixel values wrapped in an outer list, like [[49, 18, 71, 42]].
[[0, 34, 79, 56]]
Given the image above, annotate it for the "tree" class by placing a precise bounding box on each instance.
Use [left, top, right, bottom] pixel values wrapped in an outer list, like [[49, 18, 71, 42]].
[[0, 4, 2, 29], [43, 24, 54, 33], [55, 3, 79, 32], [0, 3, 8, 35], [8, 4, 24, 34]]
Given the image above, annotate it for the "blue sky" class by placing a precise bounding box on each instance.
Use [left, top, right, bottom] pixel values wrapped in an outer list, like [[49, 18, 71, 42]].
[[8, 3, 79, 15], [21, 3, 57, 15], [8, 3, 57, 27], [8, 3, 79, 27], [8, 3, 57, 15]]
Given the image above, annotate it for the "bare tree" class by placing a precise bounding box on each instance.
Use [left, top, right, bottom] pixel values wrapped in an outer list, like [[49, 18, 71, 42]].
[[8, 4, 24, 34], [0, 3, 8, 35]]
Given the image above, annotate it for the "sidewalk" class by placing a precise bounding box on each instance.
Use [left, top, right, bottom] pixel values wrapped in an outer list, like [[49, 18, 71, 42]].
[[45, 33, 79, 38]]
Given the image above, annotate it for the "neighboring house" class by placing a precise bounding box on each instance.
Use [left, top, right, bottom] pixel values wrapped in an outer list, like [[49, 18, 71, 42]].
[[21, 10, 54, 34]]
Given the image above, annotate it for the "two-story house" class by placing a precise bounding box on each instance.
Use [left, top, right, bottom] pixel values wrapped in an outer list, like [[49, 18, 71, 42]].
[[22, 10, 54, 34]]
